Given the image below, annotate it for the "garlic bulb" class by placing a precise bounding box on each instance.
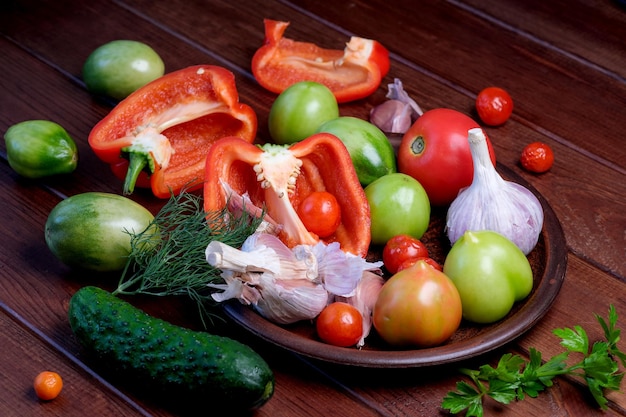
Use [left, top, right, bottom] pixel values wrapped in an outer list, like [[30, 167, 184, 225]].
[[446, 128, 544, 255], [206, 232, 382, 325]]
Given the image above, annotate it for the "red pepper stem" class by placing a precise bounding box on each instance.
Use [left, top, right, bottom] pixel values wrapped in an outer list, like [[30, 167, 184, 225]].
[[123, 152, 151, 195]]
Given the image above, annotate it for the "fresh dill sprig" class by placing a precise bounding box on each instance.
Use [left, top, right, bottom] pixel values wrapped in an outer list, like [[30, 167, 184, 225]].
[[442, 305, 625, 417], [113, 189, 262, 321]]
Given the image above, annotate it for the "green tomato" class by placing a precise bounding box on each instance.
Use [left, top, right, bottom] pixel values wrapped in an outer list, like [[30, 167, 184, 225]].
[[315, 116, 396, 186], [364, 173, 430, 245], [83, 40, 165, 100], [45, 192, 157, 272], [443, 230, 534, 324], [268, 81, 339, 144], [4, 120, 78, 178]]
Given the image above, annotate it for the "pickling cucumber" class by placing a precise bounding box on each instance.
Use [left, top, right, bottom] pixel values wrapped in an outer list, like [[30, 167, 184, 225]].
[[68, 286, 274, 410]]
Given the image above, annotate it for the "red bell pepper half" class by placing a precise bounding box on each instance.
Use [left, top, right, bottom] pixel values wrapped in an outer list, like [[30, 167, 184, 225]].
[[88, 65, 257, 199], [251, 19, 390, 103], [204, 133, 371, 257]]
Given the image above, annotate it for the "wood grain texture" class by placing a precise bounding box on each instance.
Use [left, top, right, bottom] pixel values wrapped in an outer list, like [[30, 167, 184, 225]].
[[1, 0, 624, 415]]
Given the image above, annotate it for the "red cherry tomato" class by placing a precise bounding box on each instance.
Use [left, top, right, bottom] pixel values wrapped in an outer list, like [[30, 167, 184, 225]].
[[520, 142, 554, 173], [476, 87, 514, 126], [382, 234, 429, 274], [316, 302, 363, 347], [398, 108, 497, 206], [297, 191, 341, 238], [397, 256, 442, 272], [373, 260, 462, 347]]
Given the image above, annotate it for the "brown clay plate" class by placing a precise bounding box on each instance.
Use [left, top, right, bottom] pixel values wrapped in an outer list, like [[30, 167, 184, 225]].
[[222, 163, 567, 368]]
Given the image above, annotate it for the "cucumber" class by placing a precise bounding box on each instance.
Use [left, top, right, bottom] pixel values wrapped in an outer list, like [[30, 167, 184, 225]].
[[68, 286, 274, 410]]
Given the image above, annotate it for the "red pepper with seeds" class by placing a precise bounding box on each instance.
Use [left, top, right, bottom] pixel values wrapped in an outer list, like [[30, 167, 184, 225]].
[[251, 19, 390, 103], [88, 65, 257, 198], [203, 133, 371, 257]]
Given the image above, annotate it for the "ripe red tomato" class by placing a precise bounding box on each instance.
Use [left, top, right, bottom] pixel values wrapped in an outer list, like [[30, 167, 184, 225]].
[[398, 109, 497, 206], [373, 260, 462, 347], [397, 256, 442, 272], [316, 302, 363, 347], [382, 234, 429, 274], [520, 142, 554, 173], [475, 87, 514, 126], [297, 191, 341, 238]]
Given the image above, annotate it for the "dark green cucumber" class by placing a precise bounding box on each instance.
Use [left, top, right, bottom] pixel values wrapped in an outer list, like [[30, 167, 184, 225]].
[[68, 286, 274, 410]]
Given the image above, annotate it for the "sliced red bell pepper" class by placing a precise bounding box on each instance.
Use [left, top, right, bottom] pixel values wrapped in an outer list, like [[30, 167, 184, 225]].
[[204, 133, 371, 257], [251, 19, 390, 103], [88, 65, 257, 199]]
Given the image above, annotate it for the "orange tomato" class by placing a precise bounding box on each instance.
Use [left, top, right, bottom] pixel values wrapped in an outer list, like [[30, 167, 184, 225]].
[[316, 302, 363, 347], [33, 371, 63, 400], [397, 256, 442, 272], [373, 260, 462, 347]]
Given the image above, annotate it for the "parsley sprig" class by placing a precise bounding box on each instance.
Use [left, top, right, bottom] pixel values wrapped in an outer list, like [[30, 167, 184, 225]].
[[442, 305, 626, 417]]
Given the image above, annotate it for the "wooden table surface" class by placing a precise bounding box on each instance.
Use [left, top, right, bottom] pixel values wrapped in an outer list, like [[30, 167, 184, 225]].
[[1, 0, 625, 416]]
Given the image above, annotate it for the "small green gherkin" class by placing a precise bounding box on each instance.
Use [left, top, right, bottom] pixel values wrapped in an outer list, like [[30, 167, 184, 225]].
[[68, 286, 274, 410]]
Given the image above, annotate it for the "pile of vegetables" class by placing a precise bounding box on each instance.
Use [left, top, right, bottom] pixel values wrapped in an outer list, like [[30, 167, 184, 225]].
[[3, 18, 614, 416]]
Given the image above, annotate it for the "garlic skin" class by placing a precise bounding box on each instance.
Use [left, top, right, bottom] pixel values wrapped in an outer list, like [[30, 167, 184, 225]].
[[446, 128, 544, 255], [370, 100, 413, 133], [335, 271, 384, 348]]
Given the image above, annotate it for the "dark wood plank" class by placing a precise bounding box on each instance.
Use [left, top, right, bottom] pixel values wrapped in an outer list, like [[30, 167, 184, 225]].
[[0, 306, 154, 417], [1, 0, 625, 415], [459, 0, 626, 78]]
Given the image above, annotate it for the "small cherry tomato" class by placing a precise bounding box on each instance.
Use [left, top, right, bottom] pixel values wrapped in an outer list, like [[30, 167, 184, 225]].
[[297, 191, 341, 238], [476, 87, 514, 126], [398, 256, 442, 272], [33, 371, 63, 401], [520, 142, 554, 173], [382, 234, 429, 274], [316, 302, 363, 347]]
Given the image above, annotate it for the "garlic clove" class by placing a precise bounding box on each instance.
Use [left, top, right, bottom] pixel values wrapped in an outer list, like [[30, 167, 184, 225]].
[[369, 78, 424, 134], [370, 100, 413, 133], [252, 274, 329, 324], [299, 241, 383, 297]]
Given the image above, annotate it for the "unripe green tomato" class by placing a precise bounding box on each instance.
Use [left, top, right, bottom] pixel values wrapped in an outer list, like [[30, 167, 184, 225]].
[[4, 120, 78, 178], [83, 40, 165, 100], [364, 173, 430, 245], [443, 230, 534, 324], [45, 192, 157, 272], [315, 116, 396, 186], [268, 81, 339, 144]]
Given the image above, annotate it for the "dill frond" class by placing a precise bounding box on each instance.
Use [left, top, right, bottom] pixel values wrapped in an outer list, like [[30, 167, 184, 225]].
[[113, 190, 262, 322]]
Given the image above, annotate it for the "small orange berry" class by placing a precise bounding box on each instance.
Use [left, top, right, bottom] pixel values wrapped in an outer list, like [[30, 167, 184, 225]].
[[33, 371, 63, 400]]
